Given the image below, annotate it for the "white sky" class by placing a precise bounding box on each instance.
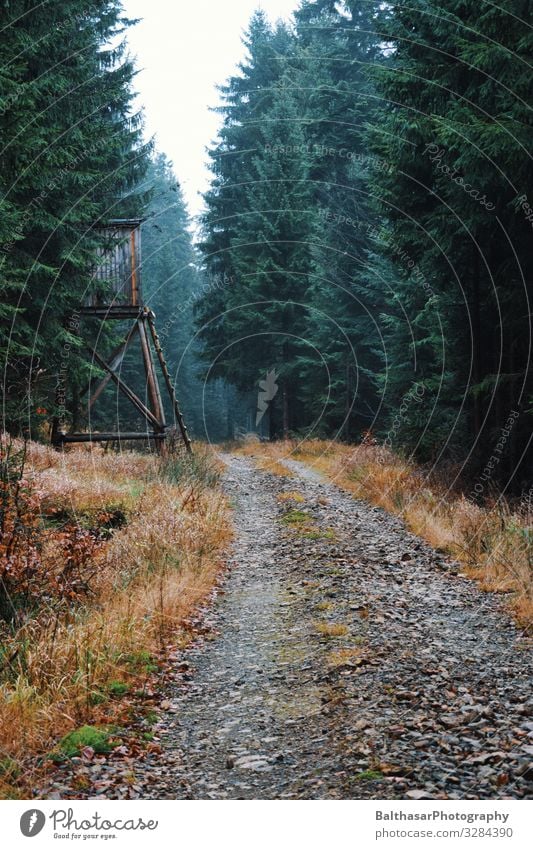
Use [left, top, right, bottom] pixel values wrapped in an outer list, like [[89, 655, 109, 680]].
[[122, 0, 299, 224]]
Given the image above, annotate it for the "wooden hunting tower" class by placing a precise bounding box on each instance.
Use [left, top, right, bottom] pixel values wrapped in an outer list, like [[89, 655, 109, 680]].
[[51, 219, 192, 452]]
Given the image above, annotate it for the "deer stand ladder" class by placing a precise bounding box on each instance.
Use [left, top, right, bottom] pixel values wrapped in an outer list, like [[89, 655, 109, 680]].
[[51, 219, 192, 454]]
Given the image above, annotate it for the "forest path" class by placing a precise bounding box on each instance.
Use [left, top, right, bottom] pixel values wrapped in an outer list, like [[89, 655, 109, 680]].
[[42, 455, 532, 800], [144, 454, 532, 799]]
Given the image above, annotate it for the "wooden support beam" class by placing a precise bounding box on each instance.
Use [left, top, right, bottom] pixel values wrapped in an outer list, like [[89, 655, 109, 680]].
[[79, 306, 143, 320], [54, 431, 166, 444], [83, 321, 138, 410], [86, 345, 161, 429], [137, 314, 166, 430], [146, 311, 192, 454], [88, 347, 125, 410]]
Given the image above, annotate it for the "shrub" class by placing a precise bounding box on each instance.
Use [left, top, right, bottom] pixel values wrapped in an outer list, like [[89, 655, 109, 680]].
[[0, 437, 108, 623]]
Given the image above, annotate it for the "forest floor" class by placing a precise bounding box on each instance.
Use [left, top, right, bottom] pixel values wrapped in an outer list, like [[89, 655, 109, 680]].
[[40, 452, 533, 800]]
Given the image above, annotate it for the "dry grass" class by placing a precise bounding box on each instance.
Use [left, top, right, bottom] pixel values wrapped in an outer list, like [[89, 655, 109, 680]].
[[277, 490, 305, 503], [235, 439, 533, 629], [0, 440, 231, 798], [327, 647, 363, 667], [314, 621, 349, 638], [236, 441, 294, 477], [256, 457, 294, 477]]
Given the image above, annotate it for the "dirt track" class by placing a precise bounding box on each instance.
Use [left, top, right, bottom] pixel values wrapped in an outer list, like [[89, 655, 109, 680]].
[[41, 455, 533, 799], [147, 455, 533, 799]]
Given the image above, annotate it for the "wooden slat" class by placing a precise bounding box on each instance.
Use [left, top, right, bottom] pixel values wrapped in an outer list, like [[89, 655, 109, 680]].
[[137, 316, 166, 430], [89, 223, 142, 307]]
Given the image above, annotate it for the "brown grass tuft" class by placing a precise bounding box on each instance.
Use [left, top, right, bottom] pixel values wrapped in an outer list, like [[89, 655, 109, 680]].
[[255, 457, 294, 477], [327, 648, 363, 667], [277, 490, 305, 503], [314, 621, 349, 638]]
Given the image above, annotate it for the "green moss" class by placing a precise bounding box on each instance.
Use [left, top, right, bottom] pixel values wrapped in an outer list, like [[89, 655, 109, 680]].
[[53, 725, 120, 760], [107, 680, 130, 697], [143, 710, 158, 726], [302, 529, 321, 539], [281, 509, 309, 525], [354, 769, 383, 781], [88, 690, 107, 706], [302, 528, 336, 540]]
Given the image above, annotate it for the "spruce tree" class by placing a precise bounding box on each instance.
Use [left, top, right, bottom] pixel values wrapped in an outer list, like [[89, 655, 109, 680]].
[[197, 15, 307, 435], [367, 0, 532, 478], [0, 1, 150, 434], [292, 0, 384, 438]]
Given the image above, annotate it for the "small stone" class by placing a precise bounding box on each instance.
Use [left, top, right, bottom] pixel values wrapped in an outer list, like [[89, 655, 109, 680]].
[[515, 761, 533, 780], [388, 725, 406, 738]]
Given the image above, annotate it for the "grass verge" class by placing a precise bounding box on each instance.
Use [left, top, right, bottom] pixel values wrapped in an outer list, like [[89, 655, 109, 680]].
[[0, 439, 231, 798]]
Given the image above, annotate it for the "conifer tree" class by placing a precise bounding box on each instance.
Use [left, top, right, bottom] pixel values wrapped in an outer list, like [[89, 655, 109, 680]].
[[197, 14, 307, 435], [293, 0, 384, 437], [0, 1, 150, 433], [368, 0, 533, 476]]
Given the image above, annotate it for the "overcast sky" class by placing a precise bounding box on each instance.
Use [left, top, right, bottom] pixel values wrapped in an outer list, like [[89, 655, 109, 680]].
[[122, 0, 298, 223]]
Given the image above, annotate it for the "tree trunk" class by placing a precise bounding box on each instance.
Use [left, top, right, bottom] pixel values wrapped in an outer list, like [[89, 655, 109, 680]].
[[282, 385, 290, 439], [70, 384, 81, 433], [471, 247, 482, 437], [345, 360, 351, 439]]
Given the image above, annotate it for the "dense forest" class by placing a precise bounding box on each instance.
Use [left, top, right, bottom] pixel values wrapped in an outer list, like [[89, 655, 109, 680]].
[[1, 0, 533, 810], [1, 0, 532, 491], [0, 1, 149, 430], [197, 0, 533, 489]]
